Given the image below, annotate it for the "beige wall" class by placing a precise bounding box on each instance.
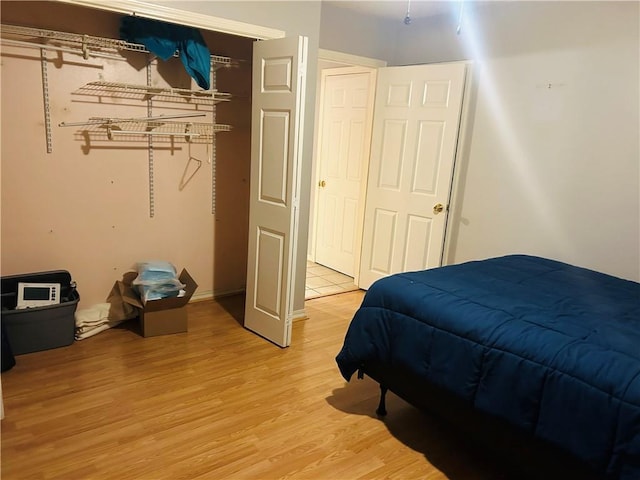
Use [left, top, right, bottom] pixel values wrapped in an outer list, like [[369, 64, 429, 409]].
[[1, 2, 253, 307]]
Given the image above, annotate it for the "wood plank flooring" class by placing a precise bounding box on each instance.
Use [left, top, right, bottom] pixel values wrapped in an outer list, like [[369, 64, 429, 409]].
[[1, 292, 508, 479]]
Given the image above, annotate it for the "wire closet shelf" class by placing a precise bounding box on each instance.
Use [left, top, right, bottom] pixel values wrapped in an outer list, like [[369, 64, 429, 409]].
[[73, 81, 232, 107], [0, 23, 235, 144], [63, 117, 231, 144]]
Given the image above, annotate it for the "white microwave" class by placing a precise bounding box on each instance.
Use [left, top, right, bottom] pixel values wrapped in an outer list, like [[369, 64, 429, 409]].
[[16, 282, 61, 309]]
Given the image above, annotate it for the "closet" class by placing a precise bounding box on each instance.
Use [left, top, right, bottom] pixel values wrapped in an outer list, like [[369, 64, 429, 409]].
[[0, 1, 254, 307]]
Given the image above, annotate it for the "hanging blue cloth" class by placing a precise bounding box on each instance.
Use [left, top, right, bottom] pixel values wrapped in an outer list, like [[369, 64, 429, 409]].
[[120, 16, 211, 90]]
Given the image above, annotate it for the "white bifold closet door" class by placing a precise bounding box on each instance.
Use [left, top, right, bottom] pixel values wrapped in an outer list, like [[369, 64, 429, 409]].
[[244, 36, 308, 348]]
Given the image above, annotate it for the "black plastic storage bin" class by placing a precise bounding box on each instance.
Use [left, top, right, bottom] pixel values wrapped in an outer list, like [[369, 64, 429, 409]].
[[1, 270, 79, 355]]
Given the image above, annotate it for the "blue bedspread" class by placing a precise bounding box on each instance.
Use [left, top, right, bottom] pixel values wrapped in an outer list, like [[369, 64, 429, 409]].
[[336, 255, 640, 479]]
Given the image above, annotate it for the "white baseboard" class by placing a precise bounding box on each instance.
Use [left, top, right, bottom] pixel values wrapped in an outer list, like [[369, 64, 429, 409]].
[[291, 308, 307, 322]]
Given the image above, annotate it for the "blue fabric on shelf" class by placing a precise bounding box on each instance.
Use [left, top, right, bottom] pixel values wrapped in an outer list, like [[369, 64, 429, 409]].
[[119, 16, 211, 90]]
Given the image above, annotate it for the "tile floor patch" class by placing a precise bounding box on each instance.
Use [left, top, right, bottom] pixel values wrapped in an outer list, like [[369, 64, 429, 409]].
[[305, 262, 359, 300]]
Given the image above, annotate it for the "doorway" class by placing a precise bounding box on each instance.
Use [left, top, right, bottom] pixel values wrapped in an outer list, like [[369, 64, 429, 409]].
[[308, 56, 469, 297], [307, 51, 385, 299]]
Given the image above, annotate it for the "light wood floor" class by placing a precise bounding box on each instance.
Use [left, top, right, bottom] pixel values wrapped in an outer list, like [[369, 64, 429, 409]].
[[1, 292, 508, 480]]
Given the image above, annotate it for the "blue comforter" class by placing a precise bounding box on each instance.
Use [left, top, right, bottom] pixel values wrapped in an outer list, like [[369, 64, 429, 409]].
[[336, 255, 640, 479]]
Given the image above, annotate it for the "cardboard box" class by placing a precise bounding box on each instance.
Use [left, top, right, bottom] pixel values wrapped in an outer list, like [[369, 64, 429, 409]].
[[140, 269, 198, 337], [112, 269, 198, 337]]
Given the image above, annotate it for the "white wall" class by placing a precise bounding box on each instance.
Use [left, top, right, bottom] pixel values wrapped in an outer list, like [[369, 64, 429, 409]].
[[390, 1, 640, 281], [319, 2, 397, 62]]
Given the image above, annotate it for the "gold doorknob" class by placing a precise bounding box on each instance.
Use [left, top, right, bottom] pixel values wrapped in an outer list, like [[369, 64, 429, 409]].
[[319, 180, 326, 187], [433, 203, 445, 214]]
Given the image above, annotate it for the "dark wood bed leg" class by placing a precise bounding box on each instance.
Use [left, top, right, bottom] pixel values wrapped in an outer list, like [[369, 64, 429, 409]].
[[376, 385, 388, 417]]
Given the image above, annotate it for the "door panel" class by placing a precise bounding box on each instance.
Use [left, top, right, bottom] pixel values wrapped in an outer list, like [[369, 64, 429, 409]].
[[245, 36, 307, 347], [359, 63, 466, 289], [260, 111, 289, 204], [370, 209, 397, 274], [255, 228, 284, 317], [413, 121, 445, 193], [378, 120, 407, 189], [403, 214, 432, 271]]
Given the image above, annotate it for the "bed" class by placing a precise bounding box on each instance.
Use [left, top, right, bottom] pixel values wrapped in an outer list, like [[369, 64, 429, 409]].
[[335, 255, 640, 480]]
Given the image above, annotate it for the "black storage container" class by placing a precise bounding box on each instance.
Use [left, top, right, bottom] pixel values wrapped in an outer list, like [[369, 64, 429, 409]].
[[1, 270, 79, 355]]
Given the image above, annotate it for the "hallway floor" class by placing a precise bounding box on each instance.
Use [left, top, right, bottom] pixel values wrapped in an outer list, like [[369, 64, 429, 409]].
[[305, 261, 359, 300]]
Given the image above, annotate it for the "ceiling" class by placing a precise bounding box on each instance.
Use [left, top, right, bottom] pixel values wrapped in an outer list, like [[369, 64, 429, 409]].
[[326, 1, 456, 21]]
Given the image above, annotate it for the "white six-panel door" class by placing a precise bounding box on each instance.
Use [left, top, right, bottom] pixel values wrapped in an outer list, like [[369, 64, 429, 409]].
[[315, 68, 375, 277], [244, 36, 307, 347], [359, 63, 466, 289]]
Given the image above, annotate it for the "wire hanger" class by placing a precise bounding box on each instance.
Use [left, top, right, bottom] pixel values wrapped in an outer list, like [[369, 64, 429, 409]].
[[179, 142, 209, 190]]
